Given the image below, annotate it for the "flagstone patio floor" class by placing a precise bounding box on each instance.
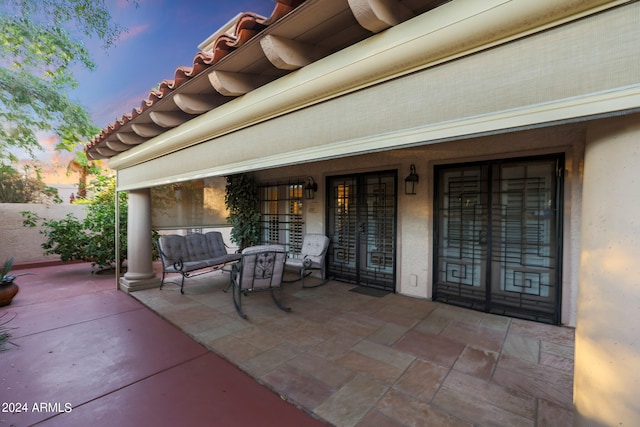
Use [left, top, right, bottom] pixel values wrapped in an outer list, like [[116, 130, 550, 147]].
[[1, 262, 575, 426]]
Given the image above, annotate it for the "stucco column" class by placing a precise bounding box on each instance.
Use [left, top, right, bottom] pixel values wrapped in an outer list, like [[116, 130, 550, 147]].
[[119, 188, 161, 292], [574, 114, 640, 426]]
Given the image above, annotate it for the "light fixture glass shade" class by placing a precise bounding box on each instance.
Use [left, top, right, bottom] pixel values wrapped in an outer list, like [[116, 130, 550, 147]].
[[404, 164, 419, 195], [305, 177, 318, 199]]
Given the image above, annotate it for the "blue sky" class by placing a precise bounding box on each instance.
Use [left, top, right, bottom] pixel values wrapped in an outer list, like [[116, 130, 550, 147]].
[[74, 0, 274, 131], [26, 0, 273, 169]]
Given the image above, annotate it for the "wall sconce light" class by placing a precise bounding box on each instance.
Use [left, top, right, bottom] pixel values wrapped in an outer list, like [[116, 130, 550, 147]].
[[404, 164, 419, 195], [305, 176, 318, 200]]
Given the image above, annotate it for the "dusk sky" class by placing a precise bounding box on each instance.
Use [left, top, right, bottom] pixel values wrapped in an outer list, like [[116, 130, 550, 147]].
[[31, 0, 276, 169], [76, 0, 274, 128]]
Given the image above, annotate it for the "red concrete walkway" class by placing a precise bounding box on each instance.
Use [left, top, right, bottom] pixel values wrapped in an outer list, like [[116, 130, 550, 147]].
[[0, 262, 326, 427]]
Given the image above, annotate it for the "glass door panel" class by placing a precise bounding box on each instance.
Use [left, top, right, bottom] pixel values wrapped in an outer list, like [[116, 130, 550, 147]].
[[328, 171, 397, 291], [435, 156, 562, 324], [490, 160, 559, 320], [328, 177, 358, 283], [434, 165, 489, 310]]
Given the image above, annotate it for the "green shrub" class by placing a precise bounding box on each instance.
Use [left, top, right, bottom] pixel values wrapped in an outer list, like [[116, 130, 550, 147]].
[[22, 175, 159, 271]]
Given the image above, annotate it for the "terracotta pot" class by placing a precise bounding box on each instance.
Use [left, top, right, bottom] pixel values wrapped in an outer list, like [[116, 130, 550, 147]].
[[0, 282, 19, 307]]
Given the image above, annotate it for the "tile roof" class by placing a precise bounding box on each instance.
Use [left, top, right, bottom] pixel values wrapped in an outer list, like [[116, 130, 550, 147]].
[[86, 0, 306, 159], [86, 0, 446, 160]]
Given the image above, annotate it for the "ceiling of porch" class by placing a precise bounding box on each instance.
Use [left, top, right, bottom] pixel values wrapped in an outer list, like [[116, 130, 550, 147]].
[[85, 0, 450, 161]]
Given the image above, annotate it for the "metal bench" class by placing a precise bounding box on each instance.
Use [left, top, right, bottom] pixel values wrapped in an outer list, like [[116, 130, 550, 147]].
[[157, 232, 241, 294]]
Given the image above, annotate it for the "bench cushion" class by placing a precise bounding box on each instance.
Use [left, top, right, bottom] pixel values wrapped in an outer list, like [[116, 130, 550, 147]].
[[158, 234, 189, 268], [159, 232, 240, 272], [185, 233, 210, 262], [164, 259, 211, 274], [205, 232, 230, 258]]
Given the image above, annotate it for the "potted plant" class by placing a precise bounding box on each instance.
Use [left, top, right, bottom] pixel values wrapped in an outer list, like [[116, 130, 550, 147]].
[[0, 257, 33, 307]]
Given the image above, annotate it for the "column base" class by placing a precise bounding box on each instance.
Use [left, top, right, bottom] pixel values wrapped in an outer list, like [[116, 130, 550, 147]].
[[119, 275, 161, 293]]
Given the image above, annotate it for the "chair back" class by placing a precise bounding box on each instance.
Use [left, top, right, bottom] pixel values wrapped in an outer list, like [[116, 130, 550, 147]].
[[238, 245, 287, 291], [301, 234, 330, 266]]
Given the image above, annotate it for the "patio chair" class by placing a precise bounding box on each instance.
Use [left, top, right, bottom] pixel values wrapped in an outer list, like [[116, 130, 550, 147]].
[[231, 245, 289, 319], [285, 234, 330, 288]]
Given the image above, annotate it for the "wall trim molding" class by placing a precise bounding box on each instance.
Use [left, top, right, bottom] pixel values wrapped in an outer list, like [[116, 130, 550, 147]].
[[110, 0, 629, 172], [115, 85, 640, 191]]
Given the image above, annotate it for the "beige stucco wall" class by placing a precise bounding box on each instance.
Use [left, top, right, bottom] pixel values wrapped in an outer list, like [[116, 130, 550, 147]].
[[255, 121, 584, 326], [574, 113, 640, 426], [113, 1, 639, 192], [0, 203, 87, 265]]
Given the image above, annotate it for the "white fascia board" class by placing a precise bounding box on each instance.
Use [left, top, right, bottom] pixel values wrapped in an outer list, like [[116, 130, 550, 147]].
[[109, 0, 630, 171]]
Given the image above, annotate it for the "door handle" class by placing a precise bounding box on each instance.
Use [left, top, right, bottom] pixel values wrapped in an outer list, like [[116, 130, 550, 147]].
[[478, 227, 487, 245]]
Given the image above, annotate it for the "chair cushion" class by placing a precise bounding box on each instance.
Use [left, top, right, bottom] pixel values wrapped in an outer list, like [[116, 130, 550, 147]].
[[285, 257, 314, 269], [184, 233, 210, 262], [158, 235, 189, 267], [296, 234, 330, 266], [205, 231, 228, 257], [242, 244, 285, 255], [301, 234, 329, 257]]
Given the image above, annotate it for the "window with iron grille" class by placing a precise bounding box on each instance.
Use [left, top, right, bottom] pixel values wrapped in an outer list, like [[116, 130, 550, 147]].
[[258, 179, 304, 256]]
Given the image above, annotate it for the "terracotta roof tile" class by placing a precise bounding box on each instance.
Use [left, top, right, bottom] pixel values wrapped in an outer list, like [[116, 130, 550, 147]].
[[173, 66, 192, 87], [85, 1, 307, 157], [86, 0, 451, 159], [265, 0, 306, 23]]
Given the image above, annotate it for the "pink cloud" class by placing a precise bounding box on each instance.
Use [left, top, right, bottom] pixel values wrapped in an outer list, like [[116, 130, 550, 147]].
[[118, 24, 149, 43], [38, 134, 60, 151], [21, 133, 73, 167], [94, 88, 152, 125]]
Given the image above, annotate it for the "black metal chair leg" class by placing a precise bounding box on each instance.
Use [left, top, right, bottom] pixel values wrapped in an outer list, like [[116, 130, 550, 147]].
[[232, 281, 247, 319], [271, 288, 291, 312]]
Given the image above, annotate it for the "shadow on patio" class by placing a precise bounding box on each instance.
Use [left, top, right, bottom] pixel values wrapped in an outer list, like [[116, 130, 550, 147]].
[[134, 265, 575, 427]]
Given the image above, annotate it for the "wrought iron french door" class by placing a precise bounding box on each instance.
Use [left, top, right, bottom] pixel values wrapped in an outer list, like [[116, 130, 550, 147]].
[[434, 156, 563, 324], [327, 171, 397, 291]]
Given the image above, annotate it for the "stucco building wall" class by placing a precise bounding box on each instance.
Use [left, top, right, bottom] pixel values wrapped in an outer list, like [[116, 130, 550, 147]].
[[255, 121, 585, 327], [574, 113, 640, 425], [0, 203, 87, 265]]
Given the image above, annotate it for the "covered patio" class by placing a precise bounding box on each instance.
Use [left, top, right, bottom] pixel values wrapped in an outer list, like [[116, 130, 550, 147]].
[[1, 261, 573, 426], [136, 267, 575, 426]]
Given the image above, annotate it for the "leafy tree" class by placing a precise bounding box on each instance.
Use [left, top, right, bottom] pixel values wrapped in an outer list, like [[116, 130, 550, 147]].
[[22, 175, 158, 272], [0, 0, 136, 160], [0, 162, 61, 203]]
